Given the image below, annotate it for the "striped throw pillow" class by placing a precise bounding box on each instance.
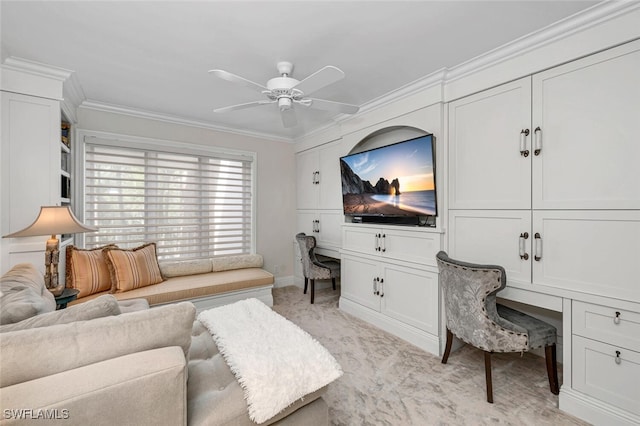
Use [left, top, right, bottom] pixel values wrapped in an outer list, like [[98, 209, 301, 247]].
[[66, 244, 117, 298], [103, 243, 164, 293]]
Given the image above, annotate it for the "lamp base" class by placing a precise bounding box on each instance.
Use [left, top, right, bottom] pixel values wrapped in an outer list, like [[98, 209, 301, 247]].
[[44, 236, 64, 296]]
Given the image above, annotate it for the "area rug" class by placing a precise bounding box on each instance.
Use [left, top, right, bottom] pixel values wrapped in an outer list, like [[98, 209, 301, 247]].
[[197, 298, 343, 423]]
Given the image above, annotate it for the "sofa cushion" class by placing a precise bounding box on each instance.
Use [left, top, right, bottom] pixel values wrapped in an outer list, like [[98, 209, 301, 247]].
[[211, 254, 263, 272], [0, 263, 56, 325], [0, 294, 121, 333], [104, 243, 164, 292], [69, 268, 274, 307], [0, 301, 195, 387], [65, 244, 116, 297], [160, 258, 212, 278]]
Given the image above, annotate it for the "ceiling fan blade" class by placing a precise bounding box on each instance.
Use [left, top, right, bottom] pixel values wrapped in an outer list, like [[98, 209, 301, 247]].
[[293, 66, 345, 96], [213, 100, 274, 113], [208, 69, 268, 93], [307, 98, 360, 114], [281, 108, 298, 128]]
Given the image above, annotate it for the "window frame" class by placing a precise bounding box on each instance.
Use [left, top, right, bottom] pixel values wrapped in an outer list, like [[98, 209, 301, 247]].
[[74, 130, 257, 258]]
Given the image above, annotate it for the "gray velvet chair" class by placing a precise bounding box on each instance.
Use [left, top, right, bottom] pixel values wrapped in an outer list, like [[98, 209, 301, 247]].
[[295, 233, 340, 304], [436, 251, 559, 403]]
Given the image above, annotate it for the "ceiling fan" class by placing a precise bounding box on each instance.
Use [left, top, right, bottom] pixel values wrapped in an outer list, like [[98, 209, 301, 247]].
[[209, 61, 360, 128]]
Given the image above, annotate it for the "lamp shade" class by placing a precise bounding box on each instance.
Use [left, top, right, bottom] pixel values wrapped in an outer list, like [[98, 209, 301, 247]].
[[3, 206, 97, 238]]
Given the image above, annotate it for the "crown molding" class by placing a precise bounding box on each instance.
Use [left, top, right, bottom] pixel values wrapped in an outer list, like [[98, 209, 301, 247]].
[[443, 0, 640, 84], [2, 56, 73, 82], [80, 100, 294, 143], [322, 1, 639, 139]]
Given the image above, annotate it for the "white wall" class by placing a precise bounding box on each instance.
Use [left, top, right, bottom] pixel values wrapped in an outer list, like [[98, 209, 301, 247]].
[[76, 108, 297, 280]]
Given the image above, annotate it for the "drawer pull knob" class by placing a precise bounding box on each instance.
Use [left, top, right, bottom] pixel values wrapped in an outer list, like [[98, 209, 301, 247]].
[[615, 350, 622, 365], [614, 311, 621, 325]]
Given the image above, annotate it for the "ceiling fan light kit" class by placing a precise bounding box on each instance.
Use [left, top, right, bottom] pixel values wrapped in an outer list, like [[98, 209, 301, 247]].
[[209, 61, 360, 128]]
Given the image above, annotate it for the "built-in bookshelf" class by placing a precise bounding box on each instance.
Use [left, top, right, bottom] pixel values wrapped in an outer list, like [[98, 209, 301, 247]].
[[60, 116, 72, 243]]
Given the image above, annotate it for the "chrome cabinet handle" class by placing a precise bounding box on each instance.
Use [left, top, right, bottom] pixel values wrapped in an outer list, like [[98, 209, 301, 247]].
[[534, 127, 542, 156], [381, 234, 386, 253], [375, 234, 380, 251], [315, 171, 320, 184], [614, 311, 621, 325], [373, 277, 378, 295], [520, 129, 530, 157], [379, 278, 384, 297], [534, 232, 542, 261], [615, 350, 622, 365], [519, 232, 529, 260]]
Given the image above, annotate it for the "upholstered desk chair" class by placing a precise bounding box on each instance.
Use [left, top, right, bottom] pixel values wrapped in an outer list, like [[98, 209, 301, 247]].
[[295, 233, 340, 304], [436, 251, 559, 403]]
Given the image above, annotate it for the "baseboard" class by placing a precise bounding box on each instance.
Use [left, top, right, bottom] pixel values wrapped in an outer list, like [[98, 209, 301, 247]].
[[339, 297, 440, 356], [559, 387, 640, 426], [274, 275, 295, 288], [289, 276, 338, 291]]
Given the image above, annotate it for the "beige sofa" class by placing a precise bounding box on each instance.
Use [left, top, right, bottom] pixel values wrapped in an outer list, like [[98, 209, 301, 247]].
[[69, 254, 275, 311], [0, 264, 330, 425]]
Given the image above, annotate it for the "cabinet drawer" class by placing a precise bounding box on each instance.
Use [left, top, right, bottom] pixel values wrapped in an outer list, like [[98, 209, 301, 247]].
[[573, 335, 640, 415], [573, 301, 640, 352]]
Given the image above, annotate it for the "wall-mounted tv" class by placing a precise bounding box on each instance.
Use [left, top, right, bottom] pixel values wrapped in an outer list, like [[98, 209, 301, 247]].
[[340, 134, 437, 223]]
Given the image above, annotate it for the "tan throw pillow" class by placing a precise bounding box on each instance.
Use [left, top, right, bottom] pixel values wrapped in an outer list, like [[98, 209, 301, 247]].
[[103, 243, 164, 293], [66, 244, 116, 298]]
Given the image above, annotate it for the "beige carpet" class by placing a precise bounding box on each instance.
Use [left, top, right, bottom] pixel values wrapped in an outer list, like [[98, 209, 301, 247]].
[[272, 285, 589, 426]]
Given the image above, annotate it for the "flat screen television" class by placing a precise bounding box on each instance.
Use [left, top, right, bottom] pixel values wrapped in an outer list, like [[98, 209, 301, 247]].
[[340, 134, 437, 224]]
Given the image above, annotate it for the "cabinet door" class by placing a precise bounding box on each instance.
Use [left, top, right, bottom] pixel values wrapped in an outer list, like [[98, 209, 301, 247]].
[[532, 40, 640, 210], [317, 210, 343, 249], [296, 211, 316, 238], [342, 225, 378, 256], [381, 227, 441, 267], [341, 254, 381, 311], [448, 77, 532, 210], [318, 141, 344, 210], [532, 210, 640, 302], [296, 149, 319, 210], [449, 210, 532, 284], [1, 92, 60, 272], [381, 265, 439, 335]]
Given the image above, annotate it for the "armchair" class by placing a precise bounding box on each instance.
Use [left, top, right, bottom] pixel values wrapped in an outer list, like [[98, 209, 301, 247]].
[[295, 233, 340, 304], [436, 251, 559, 403]]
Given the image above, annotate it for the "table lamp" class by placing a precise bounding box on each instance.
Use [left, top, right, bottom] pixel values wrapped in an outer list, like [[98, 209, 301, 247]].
[[3, 206, 97, 296]]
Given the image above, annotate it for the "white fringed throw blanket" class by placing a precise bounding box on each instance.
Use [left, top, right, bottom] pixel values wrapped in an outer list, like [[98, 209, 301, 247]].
[[197, 298, 343, 423]]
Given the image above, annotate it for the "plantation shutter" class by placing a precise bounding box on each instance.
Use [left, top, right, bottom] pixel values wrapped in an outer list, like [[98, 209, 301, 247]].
[[83, 141, 253, 261]]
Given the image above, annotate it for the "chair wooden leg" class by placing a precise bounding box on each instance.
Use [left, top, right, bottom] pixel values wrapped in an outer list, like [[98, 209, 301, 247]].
[[441, 328, 454, 364], [310, 279, 315, 304], [332, 277, 336, 291], [484, 351, 494, 403], [303, 278, 308, 294], [545, 343, 560, 395]]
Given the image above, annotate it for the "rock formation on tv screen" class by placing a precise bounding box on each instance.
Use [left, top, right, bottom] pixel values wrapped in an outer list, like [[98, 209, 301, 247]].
[[340, 159, 401, 195]]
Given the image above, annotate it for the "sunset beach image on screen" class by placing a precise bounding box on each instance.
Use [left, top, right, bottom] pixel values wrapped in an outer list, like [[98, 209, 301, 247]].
[[339, 135, 437, 217]]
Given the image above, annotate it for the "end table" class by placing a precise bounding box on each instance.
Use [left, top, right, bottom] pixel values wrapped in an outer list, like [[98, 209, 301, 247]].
[[55, 288, 79, 310]]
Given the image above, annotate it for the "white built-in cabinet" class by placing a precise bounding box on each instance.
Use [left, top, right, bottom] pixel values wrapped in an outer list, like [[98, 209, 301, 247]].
[[340, 224, 442, 355], [448, 40, 640, 425], [295, 139, 344, 258], [0, 91, 61, 274]]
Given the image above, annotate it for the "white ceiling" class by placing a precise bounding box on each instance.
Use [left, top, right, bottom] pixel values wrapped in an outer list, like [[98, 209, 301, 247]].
[[1, 1, 600, 140]]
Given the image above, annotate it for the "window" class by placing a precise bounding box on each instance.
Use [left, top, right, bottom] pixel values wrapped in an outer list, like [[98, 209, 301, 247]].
[[81, 136, 254, 261]]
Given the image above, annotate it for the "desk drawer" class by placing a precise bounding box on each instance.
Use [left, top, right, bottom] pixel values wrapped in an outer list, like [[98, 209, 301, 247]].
[[573, 301, 640, 352], [573, 335, 640, 416]]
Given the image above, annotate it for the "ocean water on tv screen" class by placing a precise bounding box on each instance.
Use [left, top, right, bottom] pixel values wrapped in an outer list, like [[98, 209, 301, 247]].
[[371, 189, 436, 215]]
